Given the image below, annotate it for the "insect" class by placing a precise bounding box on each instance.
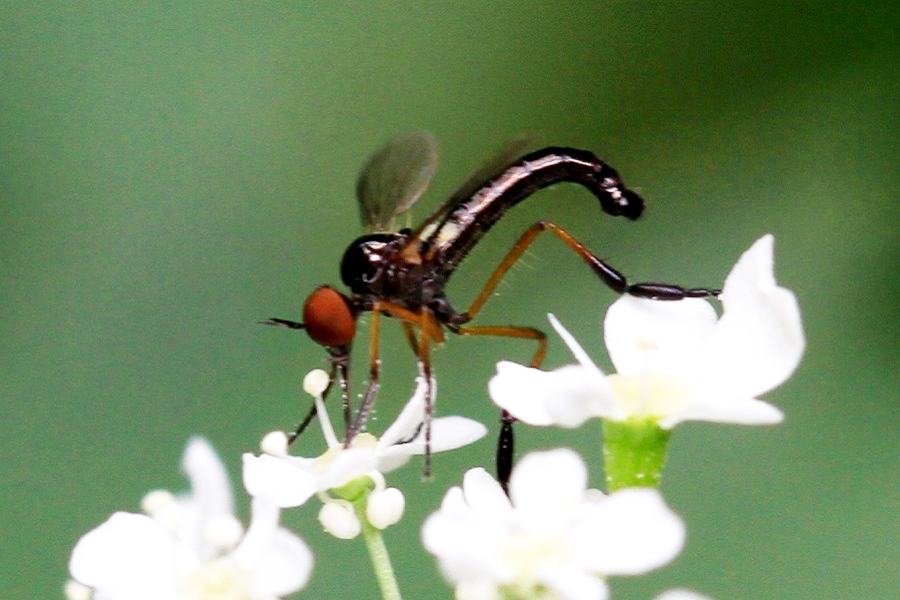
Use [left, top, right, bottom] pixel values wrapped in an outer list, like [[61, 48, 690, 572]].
[[265, 132, 717, 487]]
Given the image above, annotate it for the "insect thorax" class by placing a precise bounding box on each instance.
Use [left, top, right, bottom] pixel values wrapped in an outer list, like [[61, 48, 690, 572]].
[[339, 232, 452, 316]]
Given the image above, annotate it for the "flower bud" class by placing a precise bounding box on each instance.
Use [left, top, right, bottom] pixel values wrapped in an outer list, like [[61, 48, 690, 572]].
[[260, 430, 289, 457], [366, 487, 405, 529], [319, 502, 361, 539], [140, 489, 175, 516], [140, 489, 182, 531], [64, 580, 92, 600]]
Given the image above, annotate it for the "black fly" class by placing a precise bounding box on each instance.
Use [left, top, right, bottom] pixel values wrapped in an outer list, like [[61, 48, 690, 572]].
[[265, 132, 717, 488]]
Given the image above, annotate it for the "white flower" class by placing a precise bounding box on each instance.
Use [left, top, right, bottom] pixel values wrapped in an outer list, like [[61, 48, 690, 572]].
[[489, 235, 804, 429], [68, 437, 312, 600], [242, 370, 487, 509], [422, 449, 685, 600]]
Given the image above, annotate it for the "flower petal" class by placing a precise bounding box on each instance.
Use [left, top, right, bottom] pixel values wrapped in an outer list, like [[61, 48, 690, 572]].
[[182, 437, 233, 517], [179, 437, 234, 559], [422, 475, 511, 587], [571, 488, 684, 575], [539, 564, 609, 600], [230, 497, 278, 570], [604, 296, 717, 380], [462, 467, 512, 513], [378, 374, 431, 447], [372, 450, 414, 474], [659, 393, 783, 428], [423, 416, 488, 452], [699, 235, 805, 400], [509, 449, 587, 514], [241, 453, 317, 508], [455, 580, 502, 600], [490, 361, 617, 427], [234, 497, 313, 596], [379, 416, 487, 468], [250, 527, 314, 596], [319, 447, 379, 490], [69, 512, 195, 597]]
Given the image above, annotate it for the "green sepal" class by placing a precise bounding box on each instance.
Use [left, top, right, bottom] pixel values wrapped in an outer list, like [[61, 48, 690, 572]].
[[602, 419, 671, 491], [331, 475, 375, 502]]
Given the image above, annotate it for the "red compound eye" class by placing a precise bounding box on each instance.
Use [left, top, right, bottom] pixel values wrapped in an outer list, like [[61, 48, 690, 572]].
[[302, 286, 356, 347]]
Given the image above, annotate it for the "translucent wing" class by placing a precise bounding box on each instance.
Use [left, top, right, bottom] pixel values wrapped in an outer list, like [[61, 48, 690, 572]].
[[409, 135, 535, 243], [356, 131, 438, 232], [444, 135, 535, 211]]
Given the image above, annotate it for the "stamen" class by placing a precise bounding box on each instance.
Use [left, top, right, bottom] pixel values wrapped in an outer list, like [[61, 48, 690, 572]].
[[303, 369, 330, 396]]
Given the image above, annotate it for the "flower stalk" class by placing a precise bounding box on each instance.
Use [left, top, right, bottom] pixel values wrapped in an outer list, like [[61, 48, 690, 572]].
[[353, 492, 403, 600], [331, 476, 402, 599]]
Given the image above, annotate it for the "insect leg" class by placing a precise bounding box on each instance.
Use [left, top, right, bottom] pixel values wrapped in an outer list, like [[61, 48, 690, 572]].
[[453, 325, 546, 368], [538, 221, 720, 298], [347, 302, 444, 457], [461, 221, 717, 322], [401, 320, 420, 356], [402, 318, 436, 477], [336, 356, 352, 436], [346, 310, 383, 446], [417, 319, 435, 479], [360, 302, 444, 477], [453, 324, 547, 492]]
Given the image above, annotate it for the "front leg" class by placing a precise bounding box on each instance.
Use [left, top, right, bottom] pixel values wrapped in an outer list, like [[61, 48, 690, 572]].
[[347, 310, 382, 445]]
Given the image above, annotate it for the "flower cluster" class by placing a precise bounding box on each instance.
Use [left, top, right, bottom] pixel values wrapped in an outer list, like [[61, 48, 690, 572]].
[[67, 235, 804, 600], [422, 449, 685, 600], [243, 367, 487, 538], [67, 438, 311, 600]]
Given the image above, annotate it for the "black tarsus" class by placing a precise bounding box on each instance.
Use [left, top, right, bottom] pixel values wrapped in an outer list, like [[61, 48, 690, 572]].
[[627, 283, 721, 300], [497, 412, 515, 494]]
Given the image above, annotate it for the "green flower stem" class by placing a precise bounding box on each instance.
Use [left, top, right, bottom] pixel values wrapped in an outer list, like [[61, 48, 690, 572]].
[[353, 497, 402, 600], [602, 419, 671, 491]]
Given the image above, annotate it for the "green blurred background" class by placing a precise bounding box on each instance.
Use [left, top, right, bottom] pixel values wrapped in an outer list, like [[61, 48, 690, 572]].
[[1, 2, 897, 598]]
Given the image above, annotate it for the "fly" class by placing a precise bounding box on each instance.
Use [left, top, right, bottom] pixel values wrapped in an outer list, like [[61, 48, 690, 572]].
[[264, 132, 717, 488]]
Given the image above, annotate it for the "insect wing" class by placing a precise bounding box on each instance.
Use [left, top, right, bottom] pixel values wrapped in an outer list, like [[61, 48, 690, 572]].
[[356, 131, 438, 232], [409, 136, 535, 244]]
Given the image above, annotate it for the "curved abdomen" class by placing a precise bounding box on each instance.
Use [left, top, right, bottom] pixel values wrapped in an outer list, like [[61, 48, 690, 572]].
[[428, 147, 645, 276]]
